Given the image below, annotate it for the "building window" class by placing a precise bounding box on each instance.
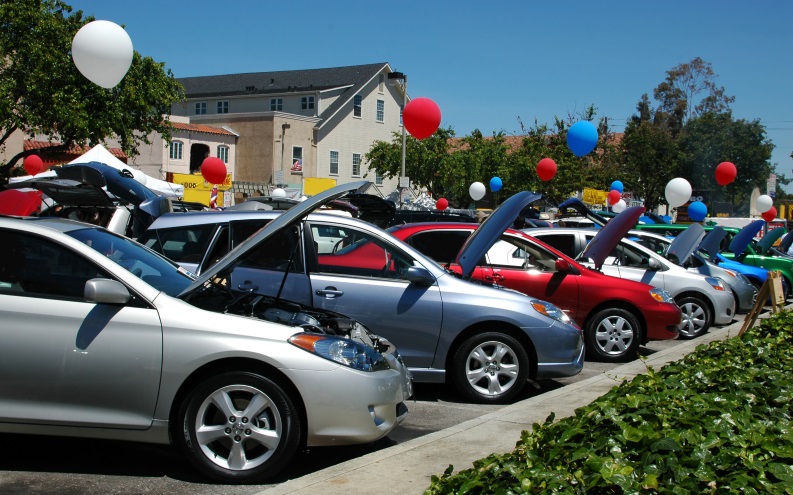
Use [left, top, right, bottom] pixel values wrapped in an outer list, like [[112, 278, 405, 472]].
[[217, 101, 228, 114], [195, 102, 206, 115], [270, 98, 283, 111], [376, 100, 384, 122], [352, 153, 361, 177], [291, 146, 303, 175], [353, 95, 362, 118], [169, 141, 183, 160], [217, 145, 229, 163], [375, 169, 383, 186], [378, 74, 384, 93], [330, 151, 339, 175], [301, 96, 315, 110]]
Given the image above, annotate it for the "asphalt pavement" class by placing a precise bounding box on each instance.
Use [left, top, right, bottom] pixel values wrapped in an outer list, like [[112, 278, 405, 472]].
[[259, 307, 779, 495]]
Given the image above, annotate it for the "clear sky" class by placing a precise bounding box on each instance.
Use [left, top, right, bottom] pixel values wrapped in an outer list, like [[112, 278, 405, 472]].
[[67, 0, 793, 191]]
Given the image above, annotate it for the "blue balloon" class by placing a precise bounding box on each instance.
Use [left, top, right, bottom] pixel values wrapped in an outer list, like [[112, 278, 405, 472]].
[[567, 121, 598, 157], [490, 176, 502, 192], [688, 201, 707, 222], [610, 180, 624, 193]]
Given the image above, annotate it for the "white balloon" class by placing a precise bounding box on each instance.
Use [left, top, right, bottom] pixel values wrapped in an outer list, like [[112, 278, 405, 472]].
[[665, 177, 692, 208], [469, 182, 486, 201], [757, 194, 773, 213], [72, 20, 134, 89], [612, 199, 627, 213], [272, 188, 287, 198]]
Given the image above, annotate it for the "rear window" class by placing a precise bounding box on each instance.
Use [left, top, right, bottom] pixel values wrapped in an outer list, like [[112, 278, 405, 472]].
[[138, 224, 217, 264]]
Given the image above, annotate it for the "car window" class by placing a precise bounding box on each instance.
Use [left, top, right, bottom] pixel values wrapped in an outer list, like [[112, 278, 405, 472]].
[[488, 236, 559, 272], [406, 230, 468, 264], [138, 224, 217, 264], [311, 223, 415, 280], [310, 225, 351, 254], [236, 225, 303, 273], [535, 233, 577, 259]]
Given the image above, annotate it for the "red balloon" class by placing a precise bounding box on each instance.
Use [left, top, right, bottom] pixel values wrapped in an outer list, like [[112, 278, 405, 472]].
[[403, 97, 441, 140], [436, 198, 448, 211], [762, 205, 777, 222], [715, 161, 737, 186], [607, 189, 621, 205], [536, 158, 557, 181], [201, 157, 227, 184], [23, 155, 43, 175]]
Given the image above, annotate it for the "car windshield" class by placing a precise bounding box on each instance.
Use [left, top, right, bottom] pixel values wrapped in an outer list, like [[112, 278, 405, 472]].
[[66, 227, 195, 296]]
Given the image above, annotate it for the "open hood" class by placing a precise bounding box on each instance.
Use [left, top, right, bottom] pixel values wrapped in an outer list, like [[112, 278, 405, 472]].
[[780, 230, 793, 254], [3, 177, 116, 208], [580, 205, 646, 270], [728, 219, 765, 256], [666, 223, 706, 265], [179, 180, 371, 298], [58, 162, 158, 206], [456, 191, 541, 278], [699, 226, 728, 259], [557, 197, 609, 227], [757, 227, 787, 255]]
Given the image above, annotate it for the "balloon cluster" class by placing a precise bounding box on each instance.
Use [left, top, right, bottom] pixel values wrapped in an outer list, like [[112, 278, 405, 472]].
[[608, 180, 626, 213], [757, 194, 777, 222]]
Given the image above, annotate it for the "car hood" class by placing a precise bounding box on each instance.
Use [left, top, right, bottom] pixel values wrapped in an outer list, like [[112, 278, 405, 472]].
[[557, 197, 609, 227], [699, 226, 728, 259], [3, 177, 116, 208], [580, 205, 646, 270], [178, 180, 371, 299], [780, 230, 793, 254], [757, 226, 787, 254], [728, 219, 765, 256], [666, 223, 706, 265], [456, 191, 541, 278], [341, 193, 396, 227], [57, 162, 158, 206]]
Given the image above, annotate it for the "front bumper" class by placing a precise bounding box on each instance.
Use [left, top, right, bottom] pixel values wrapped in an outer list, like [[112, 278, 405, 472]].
[[644, 302, 682, 341]]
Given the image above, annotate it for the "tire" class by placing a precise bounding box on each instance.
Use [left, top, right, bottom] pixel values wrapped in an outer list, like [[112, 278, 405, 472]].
[[584, 308, 641, 363], [176, 372, 301, 484], [676, 295, 711, 339], [451, 332, 530, 404]]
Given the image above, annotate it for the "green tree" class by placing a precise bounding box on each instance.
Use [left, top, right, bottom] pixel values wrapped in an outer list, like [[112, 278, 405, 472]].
[[0, 0, 184, 178]]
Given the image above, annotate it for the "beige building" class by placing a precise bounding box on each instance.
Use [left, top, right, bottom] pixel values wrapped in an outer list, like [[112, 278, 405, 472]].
[[171, 62, 407, 196]]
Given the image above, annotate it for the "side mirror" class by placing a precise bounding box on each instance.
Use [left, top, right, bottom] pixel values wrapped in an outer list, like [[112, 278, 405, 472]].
[[554, 258, 572, 273], [647, 257, 662, 271], [406, 266, 435, 286], [84, 278, 130, 304]]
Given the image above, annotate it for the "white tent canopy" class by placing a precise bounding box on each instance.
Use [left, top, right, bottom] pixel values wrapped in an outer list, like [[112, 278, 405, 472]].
[[68, 144, 184, 199]]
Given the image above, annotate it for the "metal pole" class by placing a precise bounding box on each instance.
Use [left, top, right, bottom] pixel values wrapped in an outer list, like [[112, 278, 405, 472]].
[[400, 75, 407, 203]]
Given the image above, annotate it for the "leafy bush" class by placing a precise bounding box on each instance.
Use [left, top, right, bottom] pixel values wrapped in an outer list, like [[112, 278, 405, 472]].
[[426, 311, 793, 494]]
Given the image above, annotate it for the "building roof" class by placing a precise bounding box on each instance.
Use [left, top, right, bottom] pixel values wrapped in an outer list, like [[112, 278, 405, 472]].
[[177, 62, 391, 130], [24, 140, 128, 166], [171, 121, 238, 136]]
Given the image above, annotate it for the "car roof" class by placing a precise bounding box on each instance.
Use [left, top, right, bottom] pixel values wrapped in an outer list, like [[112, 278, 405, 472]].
[[145, 210, 283, 229]]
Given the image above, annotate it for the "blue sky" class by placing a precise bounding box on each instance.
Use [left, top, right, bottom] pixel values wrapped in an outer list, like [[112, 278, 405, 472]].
[[67, 0, 793, 191]]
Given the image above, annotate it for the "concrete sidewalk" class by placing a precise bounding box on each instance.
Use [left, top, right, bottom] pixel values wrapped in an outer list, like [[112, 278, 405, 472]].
[[261, 311, 771, 495]]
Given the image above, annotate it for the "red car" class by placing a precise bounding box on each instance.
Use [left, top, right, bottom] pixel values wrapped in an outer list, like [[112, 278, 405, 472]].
[[386, 222, 682, 362]]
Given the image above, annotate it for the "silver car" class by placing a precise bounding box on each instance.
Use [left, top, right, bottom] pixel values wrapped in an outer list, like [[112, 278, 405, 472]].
[[140, 185, 585, 404], [0, 208, 412, 483], [529, 207, 736, 339]]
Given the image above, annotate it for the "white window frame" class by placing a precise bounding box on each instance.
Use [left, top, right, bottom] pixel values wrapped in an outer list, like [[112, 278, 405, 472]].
[[270, 98, 283, 111], [375, 169, 383, 185], [217, 145, 229, 163], [376, 100, 384, 122], [195, 102, 206, 115], [329, 150, 339, 175], [352, 153, 361, 177], [217, 101, 228, 114], [353, 95, 362, 118]]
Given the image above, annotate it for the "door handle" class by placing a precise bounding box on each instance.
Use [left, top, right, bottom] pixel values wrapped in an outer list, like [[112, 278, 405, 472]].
[[316, 287, 344, 298], [486, 273, 505, 281]]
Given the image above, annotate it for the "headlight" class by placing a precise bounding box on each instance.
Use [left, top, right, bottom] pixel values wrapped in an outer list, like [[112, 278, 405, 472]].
[[649, 287, 675, 304], [531, 300, 573, 325], [289, 334, 390, 371], [705, 276, 726, 291]]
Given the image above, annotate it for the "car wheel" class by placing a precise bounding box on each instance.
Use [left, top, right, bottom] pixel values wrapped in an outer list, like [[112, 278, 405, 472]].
[[676, 295, 711, 339], [584, 308, 641, 363], [177, 371, 301, 484], [451, 332, 529, 404]]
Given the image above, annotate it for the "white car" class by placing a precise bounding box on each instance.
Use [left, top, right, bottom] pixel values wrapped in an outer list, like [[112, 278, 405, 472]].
[[529, 207, 736, 338]]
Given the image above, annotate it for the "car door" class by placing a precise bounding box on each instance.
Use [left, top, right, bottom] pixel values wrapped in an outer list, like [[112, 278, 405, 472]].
[[481, 235, 581, 322], [582, 233, 667, 289], [306, 220, 443, 368], [0, 230, 162, 429]]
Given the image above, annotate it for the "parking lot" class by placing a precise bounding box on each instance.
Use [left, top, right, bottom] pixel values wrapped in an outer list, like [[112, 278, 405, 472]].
[[0, 330, 697, 495]]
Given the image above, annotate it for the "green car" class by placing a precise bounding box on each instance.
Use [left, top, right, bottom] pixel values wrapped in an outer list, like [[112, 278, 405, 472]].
[[636, 220, 792, 299]]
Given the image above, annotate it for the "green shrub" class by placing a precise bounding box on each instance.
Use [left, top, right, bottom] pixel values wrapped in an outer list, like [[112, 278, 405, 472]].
[[425, 311, 793, 494]]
